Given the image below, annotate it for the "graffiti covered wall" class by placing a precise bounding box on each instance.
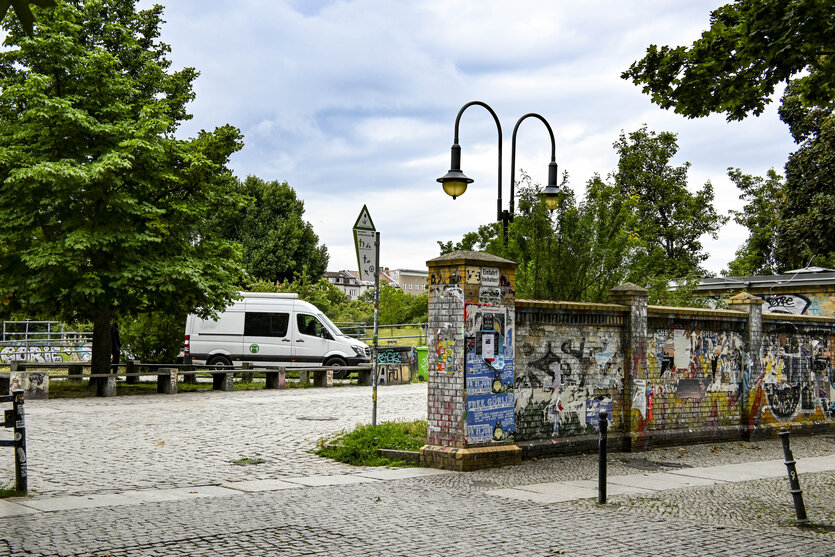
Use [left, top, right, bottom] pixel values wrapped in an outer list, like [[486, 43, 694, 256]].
[[514, 303, 624, 442], [424, 254, 835, 461], [748, 323, 834, 426], [0, 342, 92, 363], [511, 296, 835, 451], [639, 320, 746, 437]]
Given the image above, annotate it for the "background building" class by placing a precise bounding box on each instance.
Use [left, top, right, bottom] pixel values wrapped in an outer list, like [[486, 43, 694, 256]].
[[694, 267, 835, 316], [386, 268, 428, 297]]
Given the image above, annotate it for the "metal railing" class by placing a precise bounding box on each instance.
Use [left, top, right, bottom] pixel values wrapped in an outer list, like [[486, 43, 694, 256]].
[[334, 322, 427, 345], [1, 321, 92, 363]]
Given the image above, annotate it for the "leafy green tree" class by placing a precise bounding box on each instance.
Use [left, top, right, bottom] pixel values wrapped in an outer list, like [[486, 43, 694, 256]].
[[725, 168, 784, 275], [509, 174, 636, 302], [774, 85, 835, 269], [212, 176, 329, 284], [360, 285, 427, 325], [119, 311, 185, 364], [0, 1, 246, 375], [622, 0, 835, 121], [614, 127, 727, 282]]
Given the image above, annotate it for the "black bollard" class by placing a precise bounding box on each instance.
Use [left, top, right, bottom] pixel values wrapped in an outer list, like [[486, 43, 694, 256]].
[[12, 389, 27, 493], [778, 427, 809, 526], [598, 410, 608, 504]]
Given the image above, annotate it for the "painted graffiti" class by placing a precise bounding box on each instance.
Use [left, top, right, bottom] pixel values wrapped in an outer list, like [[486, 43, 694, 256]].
[[760, 294, 811, 316], [515, 327, 622, 437], [0, 343, 92, 363], [760, 333, 830, 418], [376, 347, 416, 365], [651, 329, 744, 392]]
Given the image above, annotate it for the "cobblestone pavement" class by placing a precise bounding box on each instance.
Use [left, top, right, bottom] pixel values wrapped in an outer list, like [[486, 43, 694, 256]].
[[1, 384, 834, 556], [1, 384, 427, 497]]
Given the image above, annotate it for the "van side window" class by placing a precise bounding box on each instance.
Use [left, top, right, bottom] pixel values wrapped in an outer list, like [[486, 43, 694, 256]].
[[297, 314, 326, 338], [245, 312, 289, 337]]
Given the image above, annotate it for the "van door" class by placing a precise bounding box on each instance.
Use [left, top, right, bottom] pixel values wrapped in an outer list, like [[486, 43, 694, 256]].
[[242, 311, 292, 365], [293, 313, 331, 365]]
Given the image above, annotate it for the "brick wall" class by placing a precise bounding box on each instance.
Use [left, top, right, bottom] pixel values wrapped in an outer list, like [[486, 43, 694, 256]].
[[425, 255, 835, 457]]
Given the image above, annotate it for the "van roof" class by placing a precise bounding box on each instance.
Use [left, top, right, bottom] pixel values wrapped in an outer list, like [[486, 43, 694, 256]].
[[239, 292, 299, 299]]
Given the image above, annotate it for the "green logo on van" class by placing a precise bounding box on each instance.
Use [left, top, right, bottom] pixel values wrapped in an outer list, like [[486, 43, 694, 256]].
[[249, 344, 259, 354]]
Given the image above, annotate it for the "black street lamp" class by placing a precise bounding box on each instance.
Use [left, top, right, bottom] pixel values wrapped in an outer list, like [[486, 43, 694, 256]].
[[437, 100, 560, 245]]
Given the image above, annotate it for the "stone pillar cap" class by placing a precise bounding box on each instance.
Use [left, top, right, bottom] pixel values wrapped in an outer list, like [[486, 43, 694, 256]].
[[427, 250, 516, 267], [609, 282, 649, 296], [727, 292, 764, 305]]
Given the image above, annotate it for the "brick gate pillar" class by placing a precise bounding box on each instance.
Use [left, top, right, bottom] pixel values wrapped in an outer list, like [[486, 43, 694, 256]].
[[420, 251, 521, 470], [726, 292, 763, 439], [609, 283, 649, 451]]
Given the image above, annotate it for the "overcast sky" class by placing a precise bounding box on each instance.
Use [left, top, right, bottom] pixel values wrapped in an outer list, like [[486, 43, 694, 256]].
[[142, 0, 795, 275]]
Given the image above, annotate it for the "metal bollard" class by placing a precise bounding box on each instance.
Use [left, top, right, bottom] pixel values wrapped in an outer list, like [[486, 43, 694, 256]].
[[12, 390, 27, 493], [778, 427, 809, 526], [598, 410, 608, 504]]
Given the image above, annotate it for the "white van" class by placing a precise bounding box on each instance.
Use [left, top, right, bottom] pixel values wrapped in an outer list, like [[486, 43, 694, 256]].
[[184, 292, 370, 376]]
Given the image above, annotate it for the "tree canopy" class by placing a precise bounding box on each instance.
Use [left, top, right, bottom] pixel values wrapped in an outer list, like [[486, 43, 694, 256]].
[[622, 0, 835, 121], [725, 168, 784, 276], [614, 127, 726, 281], [0, 1, 246, 373], [211, 176, 329, 285], [774, 85, 835, 269]]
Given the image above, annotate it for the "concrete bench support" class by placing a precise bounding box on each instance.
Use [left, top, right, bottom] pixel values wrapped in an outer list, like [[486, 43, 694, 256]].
[[265, 368, 286, 389], [313, 369, 333, 388], [157, 368, 178, 394], [213, 372, 234, 391], [357, 367, 373, 386], [9, 365, 49, 400]]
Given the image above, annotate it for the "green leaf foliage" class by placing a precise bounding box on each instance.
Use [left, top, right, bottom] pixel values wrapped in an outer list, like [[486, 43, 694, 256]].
[[726, 168, 784, 276], [119, 310, 185, 364], [622, 0, 835, 121], [614, 126, 727, 282], [775, 84, 835, 269], [211, 176, 329, 284], [0, 1, 246, 374]]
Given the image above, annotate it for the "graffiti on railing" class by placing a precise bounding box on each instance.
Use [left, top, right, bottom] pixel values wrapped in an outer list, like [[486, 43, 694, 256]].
[[376, 347, 416, 365], [0, 343, 92, 363]]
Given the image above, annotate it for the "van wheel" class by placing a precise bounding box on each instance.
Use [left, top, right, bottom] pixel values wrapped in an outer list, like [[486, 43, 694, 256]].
[[325, 357, 349, 379], [207, 355, 232, 368]]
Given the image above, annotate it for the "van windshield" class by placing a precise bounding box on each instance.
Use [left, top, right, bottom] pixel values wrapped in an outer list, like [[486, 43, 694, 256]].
[[317, 313, 345, 337]]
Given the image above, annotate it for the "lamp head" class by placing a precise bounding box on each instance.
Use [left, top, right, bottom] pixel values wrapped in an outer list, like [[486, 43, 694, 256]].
[[542, 161, 560, 211], [437, 143, 473, 199]]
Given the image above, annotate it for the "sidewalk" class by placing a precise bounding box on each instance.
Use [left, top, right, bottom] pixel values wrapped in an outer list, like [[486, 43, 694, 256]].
[[486, 454, 835, 504], [2, 452, 832, 518]]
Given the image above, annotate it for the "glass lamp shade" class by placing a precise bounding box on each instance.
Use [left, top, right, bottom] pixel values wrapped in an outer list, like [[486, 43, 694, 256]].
[[442, 180, 469, 199], [437, 169, 473, 200], [542, 184, 561, 211]]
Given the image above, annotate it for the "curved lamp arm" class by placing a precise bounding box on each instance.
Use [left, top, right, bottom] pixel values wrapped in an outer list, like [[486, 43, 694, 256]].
[[510, 113, 558, 214], [437, 101, 504, 221]]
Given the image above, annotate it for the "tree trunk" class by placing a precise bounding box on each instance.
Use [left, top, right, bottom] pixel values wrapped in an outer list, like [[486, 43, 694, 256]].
[[91, 307, 113, 377]]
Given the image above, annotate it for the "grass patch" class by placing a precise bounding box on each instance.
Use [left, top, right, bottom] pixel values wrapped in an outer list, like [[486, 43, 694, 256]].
[[316, 420, 427, 467], [0, 484, 24, 498]]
